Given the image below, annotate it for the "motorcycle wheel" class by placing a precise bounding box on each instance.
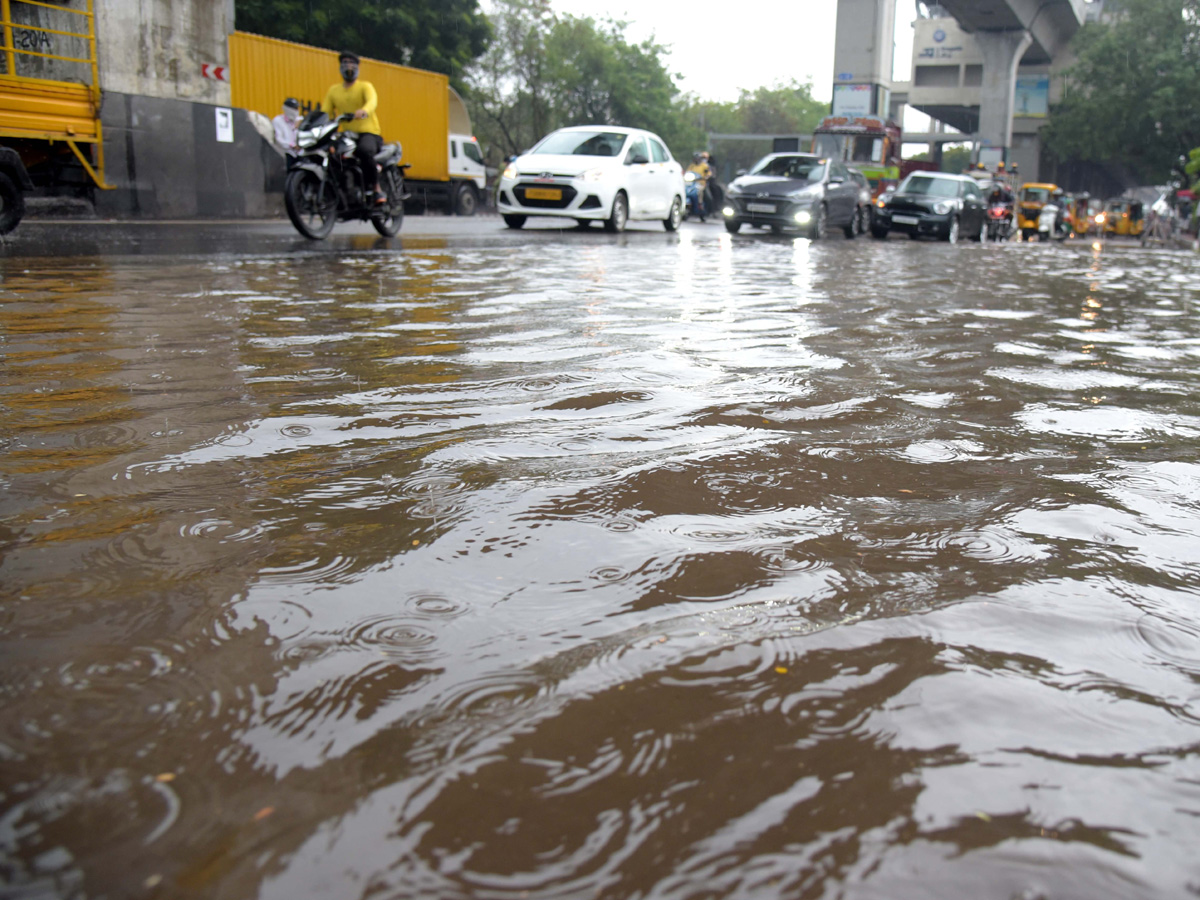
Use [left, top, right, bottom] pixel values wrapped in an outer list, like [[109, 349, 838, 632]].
[[372, 169, 405, 237], [284, 170, 337, 240]]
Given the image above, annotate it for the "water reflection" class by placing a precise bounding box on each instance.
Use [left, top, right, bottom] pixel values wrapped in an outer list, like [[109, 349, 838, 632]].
[[3, 237, 1200, 898]]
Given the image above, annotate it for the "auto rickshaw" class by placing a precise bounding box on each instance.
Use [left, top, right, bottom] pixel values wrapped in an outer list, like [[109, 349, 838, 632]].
[[1016, 182, 1059, 240], [1068, 193, 1094, 236], [1103, 198, 1145, 237]]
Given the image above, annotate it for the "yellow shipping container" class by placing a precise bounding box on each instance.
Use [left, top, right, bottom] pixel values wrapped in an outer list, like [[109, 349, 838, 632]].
[[229, 31, 450, 184]]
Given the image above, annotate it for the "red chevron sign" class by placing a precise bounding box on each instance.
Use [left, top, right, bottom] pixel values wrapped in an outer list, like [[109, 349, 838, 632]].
[[201, 64, 228, 82]]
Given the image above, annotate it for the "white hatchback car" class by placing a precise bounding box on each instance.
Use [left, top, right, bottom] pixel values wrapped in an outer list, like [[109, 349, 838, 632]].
[[497, 126, 686, 232]]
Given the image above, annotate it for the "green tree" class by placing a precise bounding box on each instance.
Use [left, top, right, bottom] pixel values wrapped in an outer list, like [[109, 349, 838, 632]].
[[465, 3, 683, 162], [466, 0, 557, 159], [1043, 0, 1200, 183], [235, 0, 490, 84]]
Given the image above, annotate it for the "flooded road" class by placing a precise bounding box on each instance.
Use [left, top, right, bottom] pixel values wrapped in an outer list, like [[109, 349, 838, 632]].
[[3, 221, 1200, 899]]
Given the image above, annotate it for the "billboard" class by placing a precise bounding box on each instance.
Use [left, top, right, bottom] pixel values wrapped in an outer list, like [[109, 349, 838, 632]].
[[832, 83, 874, 117], [1015, 75, 1050, 118]]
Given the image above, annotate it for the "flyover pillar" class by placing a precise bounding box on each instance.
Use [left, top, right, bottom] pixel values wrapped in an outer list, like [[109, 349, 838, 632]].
[[975, 29, 1033, 164]]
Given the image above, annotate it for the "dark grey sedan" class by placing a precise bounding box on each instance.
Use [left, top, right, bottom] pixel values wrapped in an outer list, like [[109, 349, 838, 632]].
[[870, 171, 988, 243], [721, 153, 862, 239]]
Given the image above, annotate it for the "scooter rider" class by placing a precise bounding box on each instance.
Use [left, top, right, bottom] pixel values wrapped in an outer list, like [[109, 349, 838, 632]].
[[686, 151, 712, 217], [322, 51, 386, 204]]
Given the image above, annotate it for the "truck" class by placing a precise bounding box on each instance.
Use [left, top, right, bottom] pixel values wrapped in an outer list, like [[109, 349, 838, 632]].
[[810, 116, 936, 197], [229, 32, 487, 216], [0, 0, 112, 231]]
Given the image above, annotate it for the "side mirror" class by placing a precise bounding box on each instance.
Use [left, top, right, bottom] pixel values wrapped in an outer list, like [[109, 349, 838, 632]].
[[829, 175, 844, 184], [627, 152, 649, 165]]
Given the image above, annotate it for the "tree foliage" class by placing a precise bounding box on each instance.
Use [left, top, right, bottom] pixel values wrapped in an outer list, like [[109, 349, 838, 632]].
[[234, 0, 490, 84], [466, 0, 684, 160], [1043, 0, 1200, 183], [465, 0, 831, 172]]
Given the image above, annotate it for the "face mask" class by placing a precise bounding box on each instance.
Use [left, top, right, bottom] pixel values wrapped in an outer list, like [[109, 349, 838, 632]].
[[285, 108, 299, 122], [341, 67, 356, 82]]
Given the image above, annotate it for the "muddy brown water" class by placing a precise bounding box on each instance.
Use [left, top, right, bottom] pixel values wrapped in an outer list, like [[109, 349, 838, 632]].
[[3, 227, 1200, 899]]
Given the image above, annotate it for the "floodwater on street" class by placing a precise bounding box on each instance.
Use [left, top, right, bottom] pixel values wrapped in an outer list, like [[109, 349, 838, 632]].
[[3, 222, 1200, 900]]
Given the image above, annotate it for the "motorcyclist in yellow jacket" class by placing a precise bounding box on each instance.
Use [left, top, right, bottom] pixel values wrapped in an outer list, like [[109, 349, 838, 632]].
[[686, 152, 713, 217], [322, 51, 385, 204]]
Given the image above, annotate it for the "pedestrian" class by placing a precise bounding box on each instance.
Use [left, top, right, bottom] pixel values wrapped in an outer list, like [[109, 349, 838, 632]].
[[272, 98, 301, 165]]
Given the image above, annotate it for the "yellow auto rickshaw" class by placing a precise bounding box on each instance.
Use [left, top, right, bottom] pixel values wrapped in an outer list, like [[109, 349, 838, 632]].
[[1016, 183, 1059, 240], [1068, 194, 1094, 235], [1103, 198, 1145, 237]]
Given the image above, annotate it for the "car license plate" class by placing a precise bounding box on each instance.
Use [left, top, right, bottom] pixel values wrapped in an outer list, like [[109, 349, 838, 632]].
[[892, 214, 919, 225], [747, 202, 775, 213], [525, 187, 561, 200]]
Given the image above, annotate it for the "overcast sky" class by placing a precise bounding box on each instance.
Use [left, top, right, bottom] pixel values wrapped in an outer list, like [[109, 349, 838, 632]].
[[546, 0, 919, 104]]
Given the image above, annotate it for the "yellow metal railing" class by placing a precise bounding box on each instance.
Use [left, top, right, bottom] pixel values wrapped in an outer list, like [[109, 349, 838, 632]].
[[0, 0, 109, 187]]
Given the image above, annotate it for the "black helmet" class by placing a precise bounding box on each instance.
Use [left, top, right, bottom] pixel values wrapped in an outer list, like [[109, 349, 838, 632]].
[[692, 151, 703, 163], [338, 51, 360, 65]]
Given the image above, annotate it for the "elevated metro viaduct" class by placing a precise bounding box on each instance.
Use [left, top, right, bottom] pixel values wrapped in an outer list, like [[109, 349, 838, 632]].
[[833, 0, 1096, 183]]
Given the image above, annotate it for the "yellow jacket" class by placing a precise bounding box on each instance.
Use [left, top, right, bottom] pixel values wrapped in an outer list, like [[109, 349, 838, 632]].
[[321, 79, 381, 136]]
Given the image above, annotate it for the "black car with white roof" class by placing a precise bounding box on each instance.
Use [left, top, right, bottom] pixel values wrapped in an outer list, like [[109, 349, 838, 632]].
[[870, 171, 987, 243]]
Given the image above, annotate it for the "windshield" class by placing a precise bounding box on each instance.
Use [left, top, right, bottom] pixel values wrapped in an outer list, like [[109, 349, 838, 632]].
[[749, 155, 824, 180], [898, 174, 959, 198], [812, 134, 847, 158], [1022, 187, 1051, 204], [530, 130, 628, 157]]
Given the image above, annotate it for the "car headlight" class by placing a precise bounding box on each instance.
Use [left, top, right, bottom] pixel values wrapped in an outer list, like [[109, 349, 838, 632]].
[[787, 188, 817, 201], [580, 167, 605, 183], [933, 200, 955, 215], [794, 210, 812, 224], [502, 163, 518, 180], [874, 197, 887, 208]]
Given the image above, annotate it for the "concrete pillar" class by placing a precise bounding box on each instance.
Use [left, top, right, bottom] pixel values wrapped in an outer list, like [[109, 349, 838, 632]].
[[976, 29, 1033, 161]]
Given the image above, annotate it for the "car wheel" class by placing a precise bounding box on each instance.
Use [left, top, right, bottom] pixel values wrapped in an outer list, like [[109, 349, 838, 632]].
[[503, 214, 526, 229], [809, 204, 826, 240], [604, 191, 628, 233], [664, 196, 683, 232], [724, 220, 741, 234], [945, 216, 959, 244], [974, 219, 987, 242], [870, 225, 889, 240], [843, 207, 858, 239]]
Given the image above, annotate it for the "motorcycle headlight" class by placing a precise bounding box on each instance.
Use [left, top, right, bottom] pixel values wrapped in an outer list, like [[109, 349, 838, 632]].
[[684, 171, 697, 183], [581, 167, 605, 183], [933, 200, 955, 215], [502, 163, 517, 180]]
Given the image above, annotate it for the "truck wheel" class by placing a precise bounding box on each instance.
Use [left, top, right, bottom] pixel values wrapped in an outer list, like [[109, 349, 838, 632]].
[[0, 171, 25, 235], [453, 183, 478, 216]]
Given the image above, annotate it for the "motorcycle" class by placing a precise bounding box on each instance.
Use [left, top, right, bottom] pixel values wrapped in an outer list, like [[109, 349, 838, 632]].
[[684, 170, 706, 222], [986, 201, 1013, 241], [1037, 201, 1071, 242], [285, 110, 408, 240]]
